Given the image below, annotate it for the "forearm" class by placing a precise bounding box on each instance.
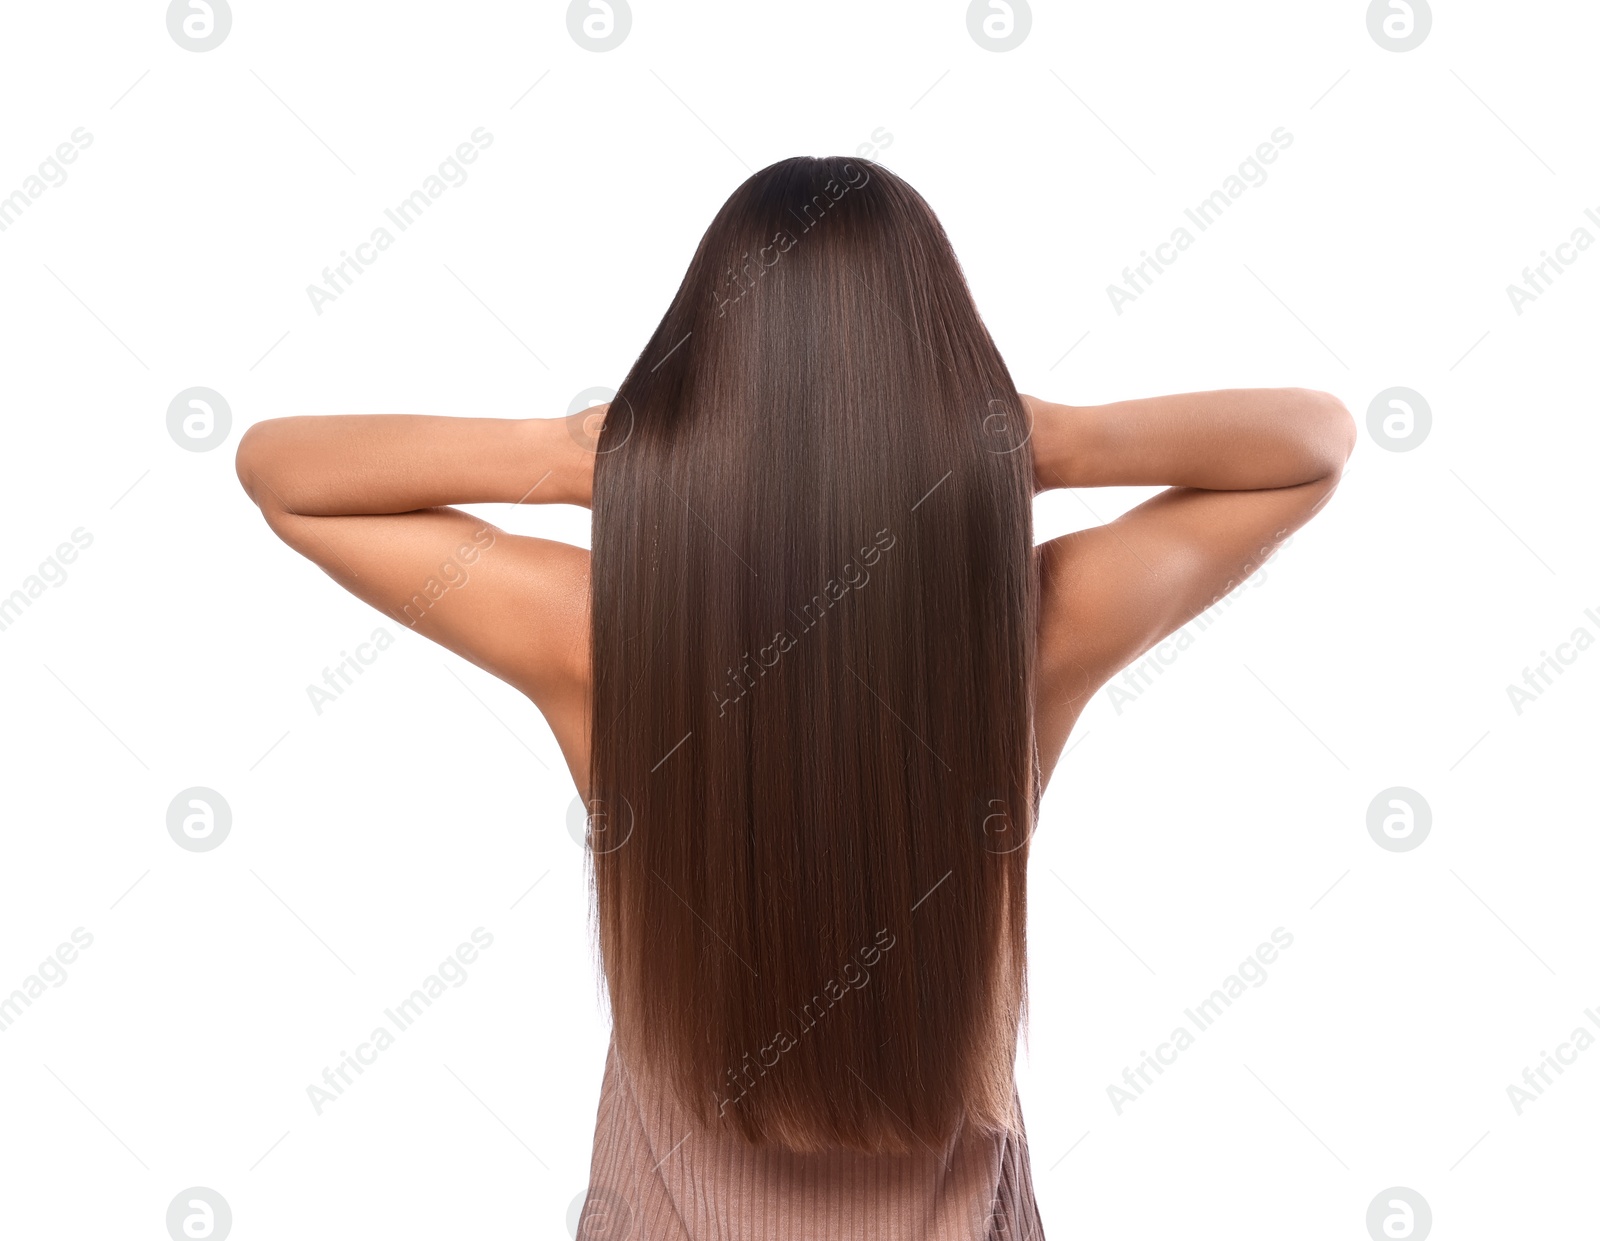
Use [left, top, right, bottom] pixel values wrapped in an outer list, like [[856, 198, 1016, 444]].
[[1029, 388, 1354, 492], [235, 413, 593, 515]]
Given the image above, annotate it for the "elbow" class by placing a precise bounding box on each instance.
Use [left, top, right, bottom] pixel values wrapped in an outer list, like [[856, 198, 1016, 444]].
[[235, 425, 309, 550], [234, 419, 293, 515], [1291, 388, 1356, 480], [234, 424, 263, 506]]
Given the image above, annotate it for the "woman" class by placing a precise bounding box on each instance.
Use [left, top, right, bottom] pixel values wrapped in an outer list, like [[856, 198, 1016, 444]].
[[235, 156, 1353, 1239]]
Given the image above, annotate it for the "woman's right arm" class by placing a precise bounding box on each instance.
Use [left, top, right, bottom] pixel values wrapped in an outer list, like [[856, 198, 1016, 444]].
[[1024, 389, 1356, 781], [234, 412, 599, 761]]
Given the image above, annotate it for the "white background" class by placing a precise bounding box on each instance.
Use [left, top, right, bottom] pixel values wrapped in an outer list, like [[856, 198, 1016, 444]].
[[1, 1, 1595, 1237]]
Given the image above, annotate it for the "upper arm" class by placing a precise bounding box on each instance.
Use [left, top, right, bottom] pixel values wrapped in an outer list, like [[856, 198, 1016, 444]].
[[256, 501, 590, 726], [1034, 471, 1344, 775]]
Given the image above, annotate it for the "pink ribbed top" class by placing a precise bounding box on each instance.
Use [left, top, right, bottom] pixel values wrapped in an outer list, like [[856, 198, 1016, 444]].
[[574, 1035, 1044, 1240]]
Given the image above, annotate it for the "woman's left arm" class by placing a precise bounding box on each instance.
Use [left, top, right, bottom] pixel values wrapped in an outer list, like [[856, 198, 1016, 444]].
[[235, 412, 597, 714]]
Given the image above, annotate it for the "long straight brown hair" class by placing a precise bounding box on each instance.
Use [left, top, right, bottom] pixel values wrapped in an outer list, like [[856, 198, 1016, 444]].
[[588, 155, 1038, 1155]]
